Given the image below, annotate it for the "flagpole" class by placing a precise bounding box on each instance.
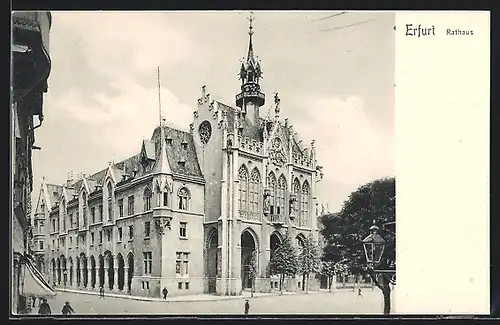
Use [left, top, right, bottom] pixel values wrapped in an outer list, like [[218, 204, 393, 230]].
[[157, 66, 162, 127]]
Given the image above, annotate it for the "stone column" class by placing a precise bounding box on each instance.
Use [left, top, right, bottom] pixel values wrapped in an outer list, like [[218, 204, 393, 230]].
[[124, 267, 130, 293], [113, 267, 119, 292], [96, 267, 101, 291], [87, 266, 92, 289], [80, 268, 85, 289], [104, 268, 109, 290]]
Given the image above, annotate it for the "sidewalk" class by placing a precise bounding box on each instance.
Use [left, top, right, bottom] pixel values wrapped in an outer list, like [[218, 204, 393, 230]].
[[54, 287, 327, 303]]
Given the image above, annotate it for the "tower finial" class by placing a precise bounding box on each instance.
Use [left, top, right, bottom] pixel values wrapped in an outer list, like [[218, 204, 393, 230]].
[[248, 11, 254, 35]]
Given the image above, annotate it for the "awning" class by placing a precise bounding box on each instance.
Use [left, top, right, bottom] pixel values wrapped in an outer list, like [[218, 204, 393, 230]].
[[21, 255, 56, 297]]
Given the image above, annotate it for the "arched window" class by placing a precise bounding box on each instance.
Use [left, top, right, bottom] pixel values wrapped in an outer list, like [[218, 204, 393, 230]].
[[143, 187, 152, 211], [249, 169, 261, 218], [238, 166, 248, 216], [267, 172, 276, 215], [300, 182, 310, 226], [178, 187, 190, 210], [107, 183, 113, 222], [277, 175, 287, 216], [293, 178, 301, 216], [163, 186, 169, 207]]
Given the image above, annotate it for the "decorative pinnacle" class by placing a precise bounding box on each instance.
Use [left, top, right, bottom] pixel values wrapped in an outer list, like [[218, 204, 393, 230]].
[[248, 11, 254, 36]]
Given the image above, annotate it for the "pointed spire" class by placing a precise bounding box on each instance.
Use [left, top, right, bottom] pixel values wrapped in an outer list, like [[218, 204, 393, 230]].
[[247, 11, 255, 60]]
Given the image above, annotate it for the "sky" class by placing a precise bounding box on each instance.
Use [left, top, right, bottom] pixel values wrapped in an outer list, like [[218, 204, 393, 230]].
[[31, 11, 395, 213]]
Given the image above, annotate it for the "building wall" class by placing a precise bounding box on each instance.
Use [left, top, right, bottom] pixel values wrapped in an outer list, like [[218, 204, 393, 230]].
[[192, 90, 223, 223]]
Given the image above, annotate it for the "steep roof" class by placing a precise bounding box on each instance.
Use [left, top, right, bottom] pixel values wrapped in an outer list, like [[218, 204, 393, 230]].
[[151, 125, 203, 178], [216, 101, 265, 142]]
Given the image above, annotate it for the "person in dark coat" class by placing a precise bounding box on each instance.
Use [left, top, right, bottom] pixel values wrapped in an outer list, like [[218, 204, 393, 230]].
[[61, 302, 75, 315], [99, 286, 105, 298], [244, 299, 250, 316], [38, 298, 51, 315], [162, 287, 168, 299]]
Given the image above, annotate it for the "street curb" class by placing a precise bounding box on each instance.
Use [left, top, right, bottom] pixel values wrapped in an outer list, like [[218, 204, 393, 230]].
[[53, 288, 331, 303]]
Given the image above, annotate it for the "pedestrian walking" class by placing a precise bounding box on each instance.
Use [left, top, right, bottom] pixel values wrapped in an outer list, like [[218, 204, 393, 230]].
[[99, 286, 105, 298], [61, 302, 75, 315], [162, 287, 168, 300], [244, 299, 250, 316], [357, 283, 363, 297], [38, 298, 51, 315], [31, 296, 37, 308]]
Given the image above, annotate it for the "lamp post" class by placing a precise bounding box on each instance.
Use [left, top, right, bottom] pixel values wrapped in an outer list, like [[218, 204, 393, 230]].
[[362, 221, 395, 315]]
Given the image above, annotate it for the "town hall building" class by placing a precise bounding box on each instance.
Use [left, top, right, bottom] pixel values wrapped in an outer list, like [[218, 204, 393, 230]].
[[33, 15, 324, 298]]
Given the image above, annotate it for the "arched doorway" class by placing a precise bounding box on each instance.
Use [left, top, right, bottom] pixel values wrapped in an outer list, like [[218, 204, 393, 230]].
[[105, 251, 114, 290], [61, 256, 67, 286], [68, 257, 73, 286], [269, 232, 282, 289], [90, 256, 96, 289], [117, 253, 125, 291], [76, 258, 81, 287], [51, 259, 56, 285], [127, 253, 134, 292], [241, 229, 257, 290], [98, 255, 105, 289], [56, 258, 61, 285], [80, 254, 88, 288], [296, 235, 306, 291], [206, 228, 218, 293]]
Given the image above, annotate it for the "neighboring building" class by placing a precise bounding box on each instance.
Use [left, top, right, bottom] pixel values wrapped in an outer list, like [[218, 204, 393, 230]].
[[11, 11, 53, 314], [34, 16, 324, 297]]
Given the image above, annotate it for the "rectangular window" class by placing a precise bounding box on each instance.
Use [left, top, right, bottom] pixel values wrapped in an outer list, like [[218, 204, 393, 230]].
[[118, 227, 123, 242], [175, 252, 189, 275], [144, 193, 151, 211], [163, 192, 168, 207], [39, 241, 44, 250], [178, 282, 182, 290], [185, 282, 190, 290], [76, 212, 79, 228], [91, 207, 96, 224], [99, 205, 103, 222], [52, 239, 55, 249], [145, 221, 150, 238], [99, 231, 103, 244], [128, 225, 134, 240], [39, 221, 44, 233], [143, 252, 152, 274], [141, 281, 149, 290], [106, 229, 111, 242], [179, 222, 187, 238], [69, 237, 72, 247], [91, 232, 95, 245], [69, 214, 73, 228], [127, 196, 135, 215], [118, 199, 124, 218]]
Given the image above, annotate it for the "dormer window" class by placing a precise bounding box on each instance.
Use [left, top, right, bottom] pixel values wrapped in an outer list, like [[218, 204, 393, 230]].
[[181, 142, 188, 150], [166, 136, 172, 145]]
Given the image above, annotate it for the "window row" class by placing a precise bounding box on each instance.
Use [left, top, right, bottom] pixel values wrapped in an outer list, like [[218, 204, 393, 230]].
[[49, 221, 189, 250], [50, 187, 192, 232], [237, 166, 312, 218]]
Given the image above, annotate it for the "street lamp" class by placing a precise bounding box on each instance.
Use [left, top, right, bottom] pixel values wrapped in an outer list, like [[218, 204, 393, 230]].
[[361, 220, 395, 315], [362, 223, 385, 264]]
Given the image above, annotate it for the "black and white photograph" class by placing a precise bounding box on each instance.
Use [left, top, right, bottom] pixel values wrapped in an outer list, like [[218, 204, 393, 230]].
[[12, 9, 488, 317]]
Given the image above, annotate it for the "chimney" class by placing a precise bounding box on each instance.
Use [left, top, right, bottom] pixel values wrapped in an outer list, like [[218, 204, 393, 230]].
[[67, 171, 74, 187]]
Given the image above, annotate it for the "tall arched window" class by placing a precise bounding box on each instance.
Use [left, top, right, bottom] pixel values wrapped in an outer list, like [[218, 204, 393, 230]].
[[267, 172, 276, 215], [277, 175, 287, 216], [300, 182, 310, 226], [238, 166, 248, 216], [107, 183, 113, 222], [143, 187, 152, 211], [249, 168, 261, 219], [293, 178, 301, 216], [178, 187, 190, 210], [61, 200, 67, 232]]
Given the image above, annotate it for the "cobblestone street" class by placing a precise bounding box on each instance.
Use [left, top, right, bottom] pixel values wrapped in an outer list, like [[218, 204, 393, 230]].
[[29, 288, 390, 315]]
